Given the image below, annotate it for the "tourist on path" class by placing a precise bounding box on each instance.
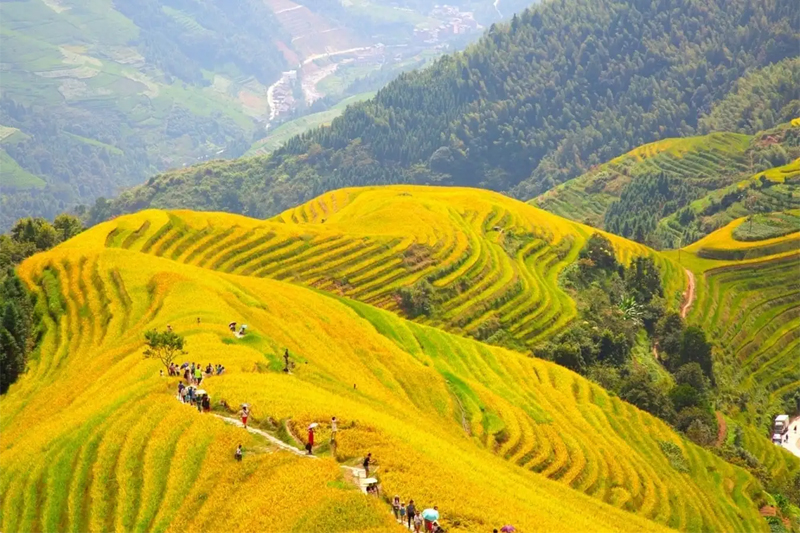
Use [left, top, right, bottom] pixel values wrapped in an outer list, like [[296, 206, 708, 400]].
[[240, 405, 249, 428], [407, 500, 417, 529], [392, 496, 401, 521], [422, 507, 439, 532], [413, 512, 423, 533], [363, 452, 372, 476], [306, 426, 315, 455]]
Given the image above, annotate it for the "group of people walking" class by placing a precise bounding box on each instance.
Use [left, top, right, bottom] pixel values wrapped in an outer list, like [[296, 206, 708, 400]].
[[162, 324, 448, 530], [169, 362, 225, 384], [392, 498, 442, 533], [177, 381, 211, 411]]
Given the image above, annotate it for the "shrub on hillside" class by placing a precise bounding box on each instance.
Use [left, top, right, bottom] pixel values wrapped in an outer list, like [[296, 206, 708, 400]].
[[397, 280, 436, 318]]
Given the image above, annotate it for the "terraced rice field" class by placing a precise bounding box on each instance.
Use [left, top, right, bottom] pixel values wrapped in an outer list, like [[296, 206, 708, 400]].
[[658, 159, 800, 245], [97, 186, 686, 350], [670, 214, 800, 415], [0, 226, 768, 532], [532, 132, 752, 227]]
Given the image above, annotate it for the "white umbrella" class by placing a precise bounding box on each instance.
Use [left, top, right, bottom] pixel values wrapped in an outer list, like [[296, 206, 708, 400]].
[[308, 422, 319, 429], [195, 389, 207, 395]]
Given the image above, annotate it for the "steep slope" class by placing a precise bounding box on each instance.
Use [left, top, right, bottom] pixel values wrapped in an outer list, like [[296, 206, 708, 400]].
[[665, 213, 800, 427], [104, 0, 797, 223], [0, 221, 770, 532], [94, 186, 686, 351], [532, 132, 752, 231], [657, 157, 800, 246], [532, 120, 800, 247]]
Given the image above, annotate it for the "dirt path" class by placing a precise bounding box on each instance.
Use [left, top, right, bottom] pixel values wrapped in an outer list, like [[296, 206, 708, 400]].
[[214, 414, 314, 458], [681, 268, 696, 319], [214, 413, 426, 529], [714, 411, 727, 447]]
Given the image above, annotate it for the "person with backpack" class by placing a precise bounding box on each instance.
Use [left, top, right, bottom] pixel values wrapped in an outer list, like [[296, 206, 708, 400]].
[[406, 500, 417, 529]]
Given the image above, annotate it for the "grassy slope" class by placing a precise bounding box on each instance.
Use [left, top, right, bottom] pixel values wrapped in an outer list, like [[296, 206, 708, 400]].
[[0, 149, 47, 189], [0, 218, 769, 532], [94, 186, 687, 351], [246, 92, 377, 157], [658, 157, 800, 243]]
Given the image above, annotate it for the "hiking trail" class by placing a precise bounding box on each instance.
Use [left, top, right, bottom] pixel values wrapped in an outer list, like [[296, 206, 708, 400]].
[[681, 268, 696, 319], [215, 414, 417, 529]]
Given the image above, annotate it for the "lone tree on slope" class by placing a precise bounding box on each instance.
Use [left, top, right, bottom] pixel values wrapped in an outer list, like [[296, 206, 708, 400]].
[[143, 329, 187, 370]]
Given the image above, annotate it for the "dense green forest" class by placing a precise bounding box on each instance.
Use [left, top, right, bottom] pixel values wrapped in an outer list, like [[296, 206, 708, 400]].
[[106, 0, 798, 224]]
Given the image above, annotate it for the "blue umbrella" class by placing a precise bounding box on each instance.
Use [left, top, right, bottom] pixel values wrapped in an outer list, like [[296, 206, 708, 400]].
[[422, 509, 439, 521]]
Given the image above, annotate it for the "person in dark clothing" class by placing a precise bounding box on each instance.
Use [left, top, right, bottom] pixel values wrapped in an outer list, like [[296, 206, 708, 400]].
[[235, 444, 243, 461], [407, 500, 417, 529], [363, 452, 372, 476], [283, 349, 290, 373]]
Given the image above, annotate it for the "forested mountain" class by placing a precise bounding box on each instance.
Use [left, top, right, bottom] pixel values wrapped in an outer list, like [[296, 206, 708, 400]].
[[0, 0, 500, 230], [104, 0, 798, 224], [0, 0, 291, 230]]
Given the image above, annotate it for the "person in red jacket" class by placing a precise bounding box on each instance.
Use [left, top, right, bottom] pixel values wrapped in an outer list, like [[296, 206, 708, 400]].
[[306, 426, 315, 455]]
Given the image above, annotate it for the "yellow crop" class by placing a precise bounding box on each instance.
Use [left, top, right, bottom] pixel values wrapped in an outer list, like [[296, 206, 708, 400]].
[[72, 185, 686, 352], [0, 218, 767, 532]]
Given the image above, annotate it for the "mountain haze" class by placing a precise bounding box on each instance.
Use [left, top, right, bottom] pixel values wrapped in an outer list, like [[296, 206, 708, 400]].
[[104, 0, 798, 224]]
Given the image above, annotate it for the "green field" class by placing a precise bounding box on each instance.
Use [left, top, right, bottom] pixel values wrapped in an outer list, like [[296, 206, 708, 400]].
[[0, 149, 47, 189]]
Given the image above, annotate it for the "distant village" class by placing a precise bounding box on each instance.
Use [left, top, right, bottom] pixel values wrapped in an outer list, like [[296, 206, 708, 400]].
[[415, 5, 482, 42], [265, 4, 483, 126]]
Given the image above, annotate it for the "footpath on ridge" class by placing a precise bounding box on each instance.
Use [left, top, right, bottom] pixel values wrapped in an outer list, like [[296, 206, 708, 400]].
[[214, 414, 418, 530], [681, 268, 696, 319]]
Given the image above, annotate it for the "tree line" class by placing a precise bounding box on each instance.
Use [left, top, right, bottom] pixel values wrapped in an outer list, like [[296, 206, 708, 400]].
[[0, 214, 83, 393], [106, 0, 798, 221]]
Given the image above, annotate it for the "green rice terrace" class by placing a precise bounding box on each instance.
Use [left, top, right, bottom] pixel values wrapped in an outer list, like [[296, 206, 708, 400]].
[[667, 213, 800, 427], [532, 122, 800, 248]]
